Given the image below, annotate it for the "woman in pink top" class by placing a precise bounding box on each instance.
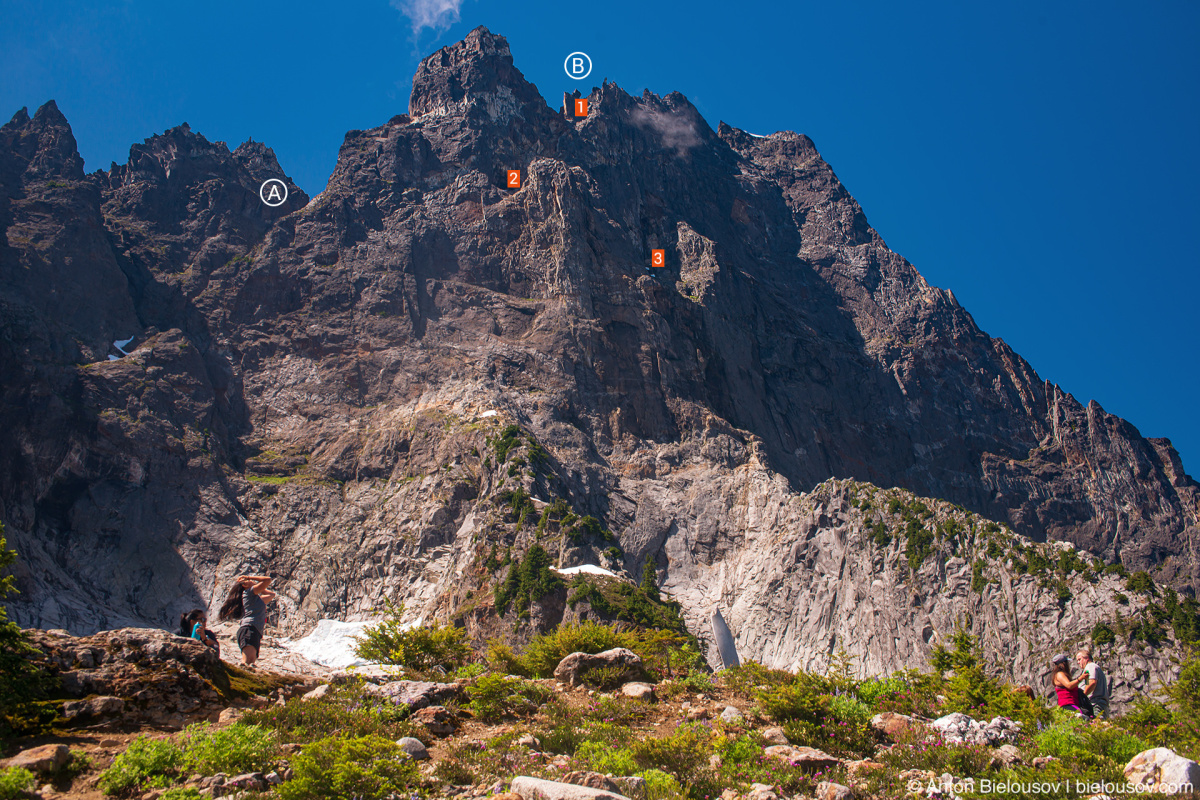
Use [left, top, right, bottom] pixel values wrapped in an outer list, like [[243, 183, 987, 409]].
[[1051, 654, 1093, 718]]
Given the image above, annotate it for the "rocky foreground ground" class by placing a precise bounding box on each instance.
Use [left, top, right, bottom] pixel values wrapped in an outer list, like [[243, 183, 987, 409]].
[[1, 628, 1198, 800]]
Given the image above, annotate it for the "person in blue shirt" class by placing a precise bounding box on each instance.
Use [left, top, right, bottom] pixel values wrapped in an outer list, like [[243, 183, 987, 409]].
[[178, 609, 219, 655], [217, 575, 276, 666]]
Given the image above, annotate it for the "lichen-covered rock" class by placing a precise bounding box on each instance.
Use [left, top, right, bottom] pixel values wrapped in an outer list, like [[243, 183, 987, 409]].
[[553, 649, 646, 688], [510, 775, 631, 800], [815, 782, 853, 800], [620, 682, 655, 701], [2, 744, 70, 774], [1123, 748, 1200, 794], [931, 713, 1021, 746], [372, 680, 462, 710]]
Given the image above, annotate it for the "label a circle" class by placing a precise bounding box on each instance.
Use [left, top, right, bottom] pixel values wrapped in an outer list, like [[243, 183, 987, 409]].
[[260, 179, 289, 207], [564, 52, 593, 80]]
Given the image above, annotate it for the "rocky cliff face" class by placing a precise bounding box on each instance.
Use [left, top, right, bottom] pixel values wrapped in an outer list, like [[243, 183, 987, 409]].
[[1, 27, 1196, 690]]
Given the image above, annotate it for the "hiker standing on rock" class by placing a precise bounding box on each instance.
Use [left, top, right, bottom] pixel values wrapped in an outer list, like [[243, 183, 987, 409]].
[[218, 575, 275, 666]]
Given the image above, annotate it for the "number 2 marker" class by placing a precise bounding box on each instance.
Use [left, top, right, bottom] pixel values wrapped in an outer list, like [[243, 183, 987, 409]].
[[507, 170, 521, 189]]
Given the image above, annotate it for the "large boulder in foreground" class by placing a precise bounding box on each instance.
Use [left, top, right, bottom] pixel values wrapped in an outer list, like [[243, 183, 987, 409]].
[[1124, 748, 1200, 795], [24, 628, 302, 728], [510, 776, 631, 800], [553, 648, 647, 687]]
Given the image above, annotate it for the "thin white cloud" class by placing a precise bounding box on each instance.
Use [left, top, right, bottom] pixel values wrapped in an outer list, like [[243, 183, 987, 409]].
[[631, 105, 701, 156], [391, 0, 465, 36]]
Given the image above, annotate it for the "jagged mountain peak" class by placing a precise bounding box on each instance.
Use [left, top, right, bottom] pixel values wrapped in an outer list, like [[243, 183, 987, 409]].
[[408, 25, 548, 123], [0, 99, 85, 184]]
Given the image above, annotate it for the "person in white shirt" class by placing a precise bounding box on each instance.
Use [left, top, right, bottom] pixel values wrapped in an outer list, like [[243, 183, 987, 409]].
[[1076, 647, 1109, 718]]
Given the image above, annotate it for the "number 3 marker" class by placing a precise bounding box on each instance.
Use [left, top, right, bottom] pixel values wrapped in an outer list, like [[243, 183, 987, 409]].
[[651, 249, 665, 267], [507, 170, 521, 189]]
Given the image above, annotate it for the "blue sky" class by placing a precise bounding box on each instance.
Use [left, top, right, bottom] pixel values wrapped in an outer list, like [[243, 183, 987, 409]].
[[3, 0, 1198, 471]]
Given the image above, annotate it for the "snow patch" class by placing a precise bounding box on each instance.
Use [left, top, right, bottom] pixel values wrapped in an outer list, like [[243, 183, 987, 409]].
[[112, 337, 134, 356], [748, 133, 768, 139], [282, 619, 384, 669], [479, 410, 498, 418], [553, 564, 619, 579], [107, 355, 120, 361]]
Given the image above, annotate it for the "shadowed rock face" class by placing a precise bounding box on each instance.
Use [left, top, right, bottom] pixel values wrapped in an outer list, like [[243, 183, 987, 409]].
[[0, 27, 1195, 684]]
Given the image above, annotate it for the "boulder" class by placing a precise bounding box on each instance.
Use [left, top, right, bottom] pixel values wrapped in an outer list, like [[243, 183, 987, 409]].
[[745, 783, 778, 800], [62, 695, 125, 720], [870, 711, 921, 741], [373, 679, 462, 710], [396, 736, 429, 760], [20, 628, 288, 726], [301, 684, 330, 701], [413, 705, 456, 736], [815, 782, 853, 800], [510, 775, 631, 799], [993, 744, 1022, 767], [763, 745, 840, 770], [225, 773, 268, 792], [2, 744, 70, 773], [561, 771, 623, 792], [930, 712, 1020, 745], [553, 649, 647, 688], [611, 776, 646, 797], [719, 706, 745, 724], [517, 733, 541, 748], [761, 726, 788, 745], [620, 682, 655, 701], [1124, 748, 1200, 794], [217, 707, 243, 724]]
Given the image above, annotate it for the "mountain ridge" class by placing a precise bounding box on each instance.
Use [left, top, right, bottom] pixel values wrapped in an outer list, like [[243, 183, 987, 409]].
[[0, 26, 1195, 690]]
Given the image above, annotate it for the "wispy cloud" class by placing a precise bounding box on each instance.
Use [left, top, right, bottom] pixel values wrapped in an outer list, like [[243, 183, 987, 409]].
[[631, 105, 701, 156], [391, 0, 464, 37]]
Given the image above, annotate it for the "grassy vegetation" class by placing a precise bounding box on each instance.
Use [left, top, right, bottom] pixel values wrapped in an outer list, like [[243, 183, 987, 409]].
[[353, 607, 471, 671]]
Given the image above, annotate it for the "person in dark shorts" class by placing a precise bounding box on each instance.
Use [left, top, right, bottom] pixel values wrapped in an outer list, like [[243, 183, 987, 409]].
[[217, 575, 275, 666]]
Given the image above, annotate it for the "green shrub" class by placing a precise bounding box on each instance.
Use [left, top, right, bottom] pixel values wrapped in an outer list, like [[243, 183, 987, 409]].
[[516, 620, 631, 677], [179, 722, 277, 774], [576, 741, 638, 775], [0, 767, 34, 800], [466, 674, 553, 722], [755, 673, 830, 724], [158, 789, 204, 800], [1126, 571, 1155, 594], [354, 609, 470, 671], [827, 694, 873, 725], [277, 736, 420, 800], [638, 769, 685, 800], [629, 723, 712, 782], [1171, 651, 1200, 715], [495, 545, 562, 616], [242, 683, 419, 743], [721, 661, 795, 697], [0, 527, 53, 738], [98, 737, 185, 795], [1091, 622, 1116, 646]]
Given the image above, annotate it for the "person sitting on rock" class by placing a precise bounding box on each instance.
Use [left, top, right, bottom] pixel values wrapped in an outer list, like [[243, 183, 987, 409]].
[[189, 610, 220, 656], [1076, 647, 1109, 718], [218, 575, 275, 666], [1051, 654, 1093, 719]]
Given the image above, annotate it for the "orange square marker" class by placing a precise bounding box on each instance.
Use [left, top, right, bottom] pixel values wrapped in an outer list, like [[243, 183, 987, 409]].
[[651, 249, 665, 268], [574, 98, 588, 117], [507, 169, 521, 189]]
